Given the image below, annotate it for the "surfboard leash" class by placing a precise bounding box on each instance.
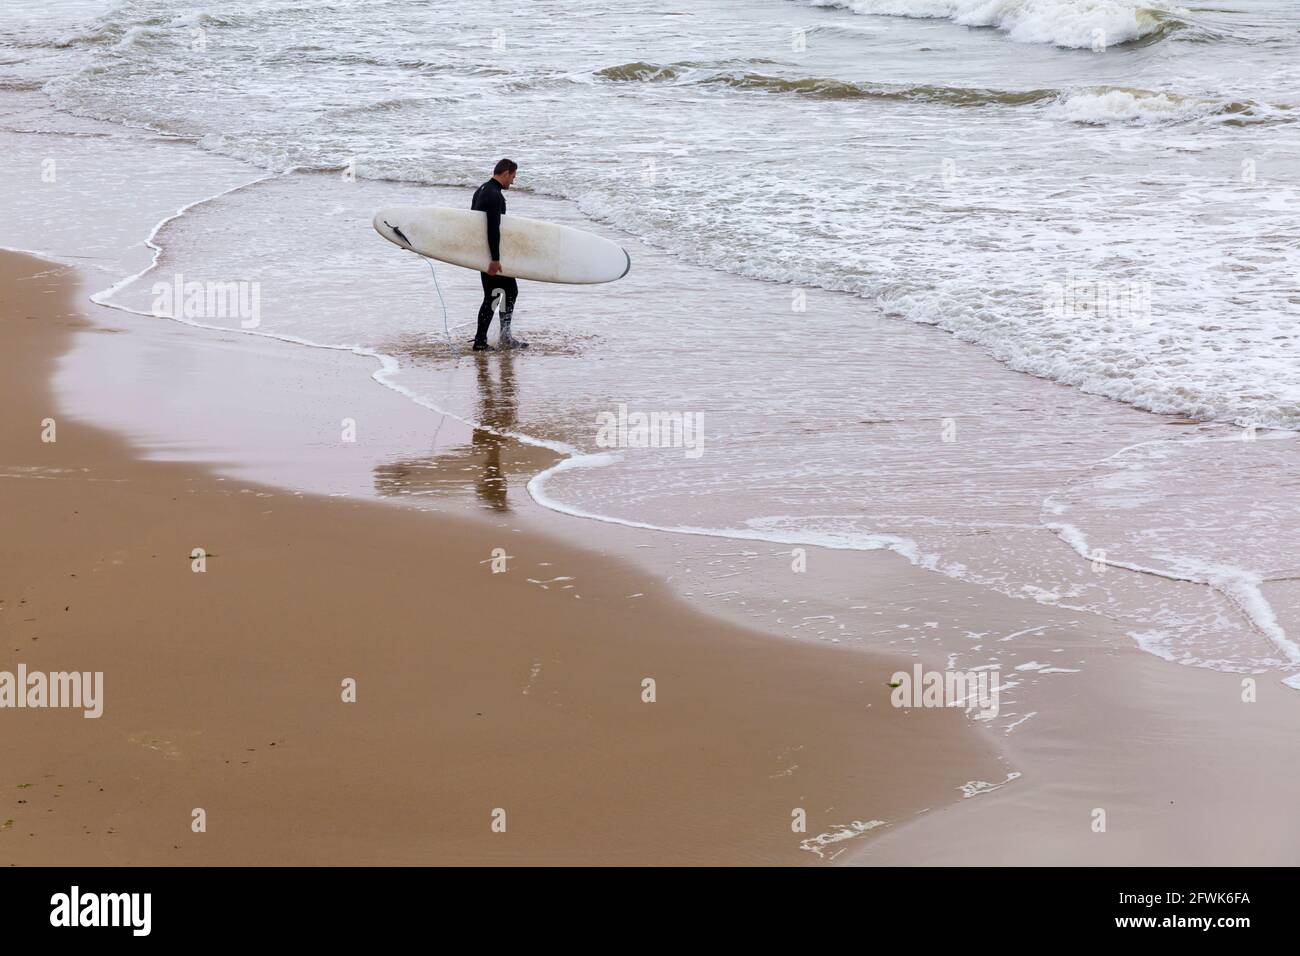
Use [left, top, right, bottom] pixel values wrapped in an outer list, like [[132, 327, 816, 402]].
[[423, 255, 459, 359], [384, 219, 460, 360]]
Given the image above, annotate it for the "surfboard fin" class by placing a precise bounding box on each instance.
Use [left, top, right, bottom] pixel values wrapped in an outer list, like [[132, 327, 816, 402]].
[[384, 221, 412, 248]]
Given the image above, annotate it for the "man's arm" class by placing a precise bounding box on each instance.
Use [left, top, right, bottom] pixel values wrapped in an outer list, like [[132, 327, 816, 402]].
[[485, 191, 504, 274]]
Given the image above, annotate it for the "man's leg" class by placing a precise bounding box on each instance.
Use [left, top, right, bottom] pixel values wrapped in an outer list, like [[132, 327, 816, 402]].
[[497, 277, 527, 349], [472, 272, 496, 350]]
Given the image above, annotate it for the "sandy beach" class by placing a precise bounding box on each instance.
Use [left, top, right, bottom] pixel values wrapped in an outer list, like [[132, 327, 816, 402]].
[[6, 240, 1299, 868], [3, 0, 1300, 875], [1, 248, 1005, 865]]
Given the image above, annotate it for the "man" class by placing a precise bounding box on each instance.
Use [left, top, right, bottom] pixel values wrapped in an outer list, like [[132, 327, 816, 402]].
[[471, 158, 527, 351]]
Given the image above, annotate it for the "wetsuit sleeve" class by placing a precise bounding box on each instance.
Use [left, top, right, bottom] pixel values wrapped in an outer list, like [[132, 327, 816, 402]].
[[485, 190, 504, 262]]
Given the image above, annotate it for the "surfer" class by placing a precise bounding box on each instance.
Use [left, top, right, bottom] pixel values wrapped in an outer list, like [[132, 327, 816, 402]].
[[471, 158, 527, 351]]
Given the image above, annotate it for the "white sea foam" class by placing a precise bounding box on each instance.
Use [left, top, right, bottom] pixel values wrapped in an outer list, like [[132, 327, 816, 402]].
[[1050, 87, 1219, 124], [805, 0, 1184, 49], [1042, 431, 1300, 684], [799, 819, 887, 858], [958, 772, 1022, 797], [526, 456, 949, 567]]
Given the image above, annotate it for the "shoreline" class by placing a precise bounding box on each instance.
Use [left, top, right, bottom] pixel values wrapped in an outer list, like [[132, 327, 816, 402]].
[[1, 249, 999, 865], [2, 88, 1298, 866], [10, 246, 1300, 866]]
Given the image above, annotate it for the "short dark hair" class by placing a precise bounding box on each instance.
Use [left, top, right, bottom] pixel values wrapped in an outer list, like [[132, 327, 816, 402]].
[[494, 158, 517, 176]]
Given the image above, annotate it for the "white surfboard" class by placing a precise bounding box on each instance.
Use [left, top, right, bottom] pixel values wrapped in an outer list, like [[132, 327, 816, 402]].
[[373, 205, 631, 284]]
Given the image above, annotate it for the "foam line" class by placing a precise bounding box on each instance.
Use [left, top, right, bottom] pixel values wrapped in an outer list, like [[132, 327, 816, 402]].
[[67, 166, 949, 571], [1041, 430, 1300, 679], [526, 451, 940, 566]]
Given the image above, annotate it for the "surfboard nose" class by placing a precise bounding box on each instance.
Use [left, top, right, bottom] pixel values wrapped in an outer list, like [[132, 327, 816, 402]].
[[373, 211, 411, 248], [619, 249, 632, 279]]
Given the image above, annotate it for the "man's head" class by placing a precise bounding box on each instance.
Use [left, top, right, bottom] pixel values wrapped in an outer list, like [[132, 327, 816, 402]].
[[493, 158, 517, 189]]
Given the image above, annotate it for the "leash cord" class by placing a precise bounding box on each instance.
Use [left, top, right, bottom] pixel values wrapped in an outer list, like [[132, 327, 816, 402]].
[[424, 255, 458, 358]]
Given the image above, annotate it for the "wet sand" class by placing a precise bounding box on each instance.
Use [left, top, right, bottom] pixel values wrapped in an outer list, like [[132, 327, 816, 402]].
[[0, 249, 997, 865]]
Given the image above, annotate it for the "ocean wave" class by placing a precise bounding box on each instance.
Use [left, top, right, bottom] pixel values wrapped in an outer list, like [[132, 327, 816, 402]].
[[265, 47, 469, 73], [595, 62, 1058, 107], [321, 96, 439, 119], [1051, 86, 1267, 124], [47, 18, 162, 50], [801, 0, 1190, 49], [49, 6, 250, 50], [596, 63, 1285, 126]]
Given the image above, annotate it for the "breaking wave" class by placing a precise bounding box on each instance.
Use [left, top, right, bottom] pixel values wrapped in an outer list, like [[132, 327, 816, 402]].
[[799, 0, 1191, 50], [595, 62, 1059, 108]]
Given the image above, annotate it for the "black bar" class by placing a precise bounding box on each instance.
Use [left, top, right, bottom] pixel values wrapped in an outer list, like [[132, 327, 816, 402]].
[[0, 867, 1284, 941]]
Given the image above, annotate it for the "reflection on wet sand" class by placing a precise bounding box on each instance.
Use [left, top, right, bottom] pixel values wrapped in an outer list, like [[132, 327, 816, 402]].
[[470, 350, 519, 512], [372, 350, 561, 512]]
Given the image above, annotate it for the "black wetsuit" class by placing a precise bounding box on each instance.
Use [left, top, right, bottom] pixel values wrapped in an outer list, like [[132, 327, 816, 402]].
[[471, 178, 517, 346]]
